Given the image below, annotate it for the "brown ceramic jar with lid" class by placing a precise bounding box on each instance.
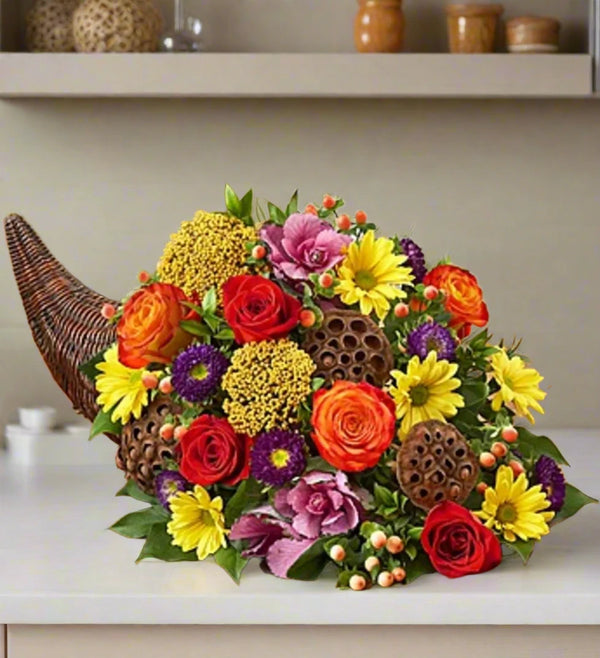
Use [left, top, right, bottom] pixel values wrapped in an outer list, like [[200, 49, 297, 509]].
[[354, 0, 405, 53], [506, 16, 560, 53], [445, 4, 504, 53]]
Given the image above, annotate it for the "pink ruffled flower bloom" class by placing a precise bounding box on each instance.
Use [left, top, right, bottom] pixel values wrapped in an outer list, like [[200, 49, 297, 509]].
[[260, 213, 352, 282]]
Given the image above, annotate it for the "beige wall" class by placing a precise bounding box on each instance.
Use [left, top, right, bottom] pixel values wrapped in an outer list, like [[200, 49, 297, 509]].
[[1, 98, 599, 433]]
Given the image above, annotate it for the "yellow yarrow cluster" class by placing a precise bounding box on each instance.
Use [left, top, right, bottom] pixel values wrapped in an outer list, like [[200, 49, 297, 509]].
[[222, 339, 315, 436], [157, 210, 257, 302]]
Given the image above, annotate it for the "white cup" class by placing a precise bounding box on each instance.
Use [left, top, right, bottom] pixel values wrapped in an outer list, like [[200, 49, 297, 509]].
[[18, 406, 57, 432]]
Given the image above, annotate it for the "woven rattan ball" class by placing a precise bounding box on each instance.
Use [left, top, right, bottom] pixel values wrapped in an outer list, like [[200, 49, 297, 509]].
[[26, 0, 80, 52], [396, 420, 479, 510], [302, 309, 394, 387], [73, 0, 162, 52], [116, 396, 181, 494]]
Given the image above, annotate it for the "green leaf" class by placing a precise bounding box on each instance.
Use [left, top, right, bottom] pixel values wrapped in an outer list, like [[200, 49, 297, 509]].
[[213, 327, 235, 341], [239, 189, 254, 218], [305, 455, 337, 474], [517, 428, 569, 466], [136, 523, 198, 563], [267, 202, 287, 225], [505, 538, 536, 564], [214, 545, 249, 584], [311, 377, 326, 392], [116, 478, 158, 504], [203, 314, 220, 332], [109, 505, 169, 539], [553, 483, 598, 524], [224, 478, 264, 526], [89, 408, 122, 440], [405, 543, 418, 560], [79, 350, 106, 382], [404, 551, 434, 584], [225, 184, 242, 217], [286, 189, 299, 216], [374, 483, 396, 509], [286, 538, 328, 581], [202, 287, 218, 315], [180, 320, 211, 338], [407, 526, 423, 541], [459, 380, 489, 410]]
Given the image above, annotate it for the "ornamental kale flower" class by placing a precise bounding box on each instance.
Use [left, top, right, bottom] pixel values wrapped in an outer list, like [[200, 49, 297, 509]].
[[172, 344, 229, 403], [407, 322, 456, 361], [274, 471, 365, 539], [251, 430, 307, 487], [229, 512, 290, 558], [534, 456, 566, 512], [155, 470, 189, 510], [400, 237, 427, 283], [260, 213, 352, 282]]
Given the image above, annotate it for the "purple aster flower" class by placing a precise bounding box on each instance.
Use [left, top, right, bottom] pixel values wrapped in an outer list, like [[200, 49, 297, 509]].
[[229, 511, 290, 558], [171, 344, 229, 403], [400, 238, 427, 283], [534, 456, 566, 512], [407, 322, 456, 361], [154, 470, 189, 510], [251, 430, 307, 487], [274, 471, 365, 539], [260, 213, 352, 282]]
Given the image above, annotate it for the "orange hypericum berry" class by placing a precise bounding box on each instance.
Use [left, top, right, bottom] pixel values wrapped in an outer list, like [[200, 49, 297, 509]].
[[479, 452, 497, 469], [392, 567, 406, 582], [491, 441, 508, 458], [364, 556, 380, 572], [349, 575, 367, 591], [424, 285, 439, 301], [370, 530, 387, 550], [251, 245, 266, 260], [394, 302, 410, 318], [322, 194, 336, 209], [377, 571, 394, 588], [174, 425, 188, 441], [159, 377, 174, 395], [509, 459, 525, 477], [386, 536, 404, 554], [476, 482, 488, 495], [319, 273, 334, 288], [304, 204, 318, 215], [329, 544, 346, 562], [138, 270, 151, 284], [299, 309, 317, 328], [141, 372, 159, 390], [101, 303, 116, 320], [501, 426, 519, 443], [355, 210, 367, 225], [159, 423, 174, 440], [336, 214, 351, 231]]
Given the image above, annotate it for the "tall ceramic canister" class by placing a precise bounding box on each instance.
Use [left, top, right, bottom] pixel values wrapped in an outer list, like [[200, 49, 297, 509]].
[[446, 4, 504, 53], [354, 0, 405, 53]]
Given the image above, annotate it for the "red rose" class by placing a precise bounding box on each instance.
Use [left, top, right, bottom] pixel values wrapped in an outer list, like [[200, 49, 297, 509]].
[[177, 415, 251, 487], [421, 501, 502, 579], [223, 275, 301, 344]]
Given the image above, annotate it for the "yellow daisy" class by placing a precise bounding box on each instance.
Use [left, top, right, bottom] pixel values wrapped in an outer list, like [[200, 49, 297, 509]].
[[475, 465, 554, 542], [95, 345, 148, 424], [335, 230, 414, 320], [167, 485, 229, 560], [489, 350, 546, 423], [389, 351, 465, 439]]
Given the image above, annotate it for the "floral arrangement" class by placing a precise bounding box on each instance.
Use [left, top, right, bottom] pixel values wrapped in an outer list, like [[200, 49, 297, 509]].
[[85, 187, 596, 589]]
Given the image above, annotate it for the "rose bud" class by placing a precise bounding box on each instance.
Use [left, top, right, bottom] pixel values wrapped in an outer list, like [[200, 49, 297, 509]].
[[377, 571, 394, 588], [394, 302, 410, 318], [355, 210, 367, 225], [392, 567, 406, 582], [349, 575, 367, 591], [370, 530, 387, 549], [329, 544, 346, 562], [491, 442, 508, 458], [364, 556, 380, 572], [501, 426, 519, 443], [251, 245, 267, 260], [336, 214, 351, 231], [479, 452, 496, 469], [386, 536, 404, 554]]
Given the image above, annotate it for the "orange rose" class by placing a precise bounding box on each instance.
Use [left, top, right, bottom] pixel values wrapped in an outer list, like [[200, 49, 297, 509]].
[[117, 282, 196, 369], [311, 380, 396, 472], [423, 264, 489, 339]]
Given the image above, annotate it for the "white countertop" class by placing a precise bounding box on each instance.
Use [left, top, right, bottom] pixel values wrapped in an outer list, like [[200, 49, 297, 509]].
[[0, 430, 598, 626]]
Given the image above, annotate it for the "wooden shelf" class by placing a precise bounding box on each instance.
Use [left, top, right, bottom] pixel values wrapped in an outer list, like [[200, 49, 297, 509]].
[[0, 53, 592, 99]]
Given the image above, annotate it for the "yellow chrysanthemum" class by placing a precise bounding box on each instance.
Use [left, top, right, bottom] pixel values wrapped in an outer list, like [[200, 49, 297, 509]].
[[95, 345, 148, 424], [157, 210, 257, 302], [222, 339, 315, 436], [335, 230, 414, 320], [167, 485, 229, 560], [389, 351, 464, 439], [489, 350, 546, 423], [475, 465, 554, 542]]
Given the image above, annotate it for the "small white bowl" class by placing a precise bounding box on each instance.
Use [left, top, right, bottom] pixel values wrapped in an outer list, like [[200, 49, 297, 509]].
[[18, 406, 57, 432]]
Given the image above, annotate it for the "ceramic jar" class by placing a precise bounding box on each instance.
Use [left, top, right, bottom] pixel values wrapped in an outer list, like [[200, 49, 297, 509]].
[[72, 0, 162, 52], [446, 4, 504, 53], [354, 0, 404, 53], [25, 0, 80, 52], [506, 16, 560, 53]]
